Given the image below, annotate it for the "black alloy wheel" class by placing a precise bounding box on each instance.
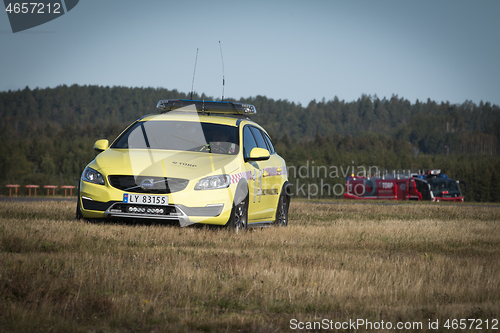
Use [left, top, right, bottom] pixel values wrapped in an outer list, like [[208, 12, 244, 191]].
[[274, 190, 289, 227], [229, 191, 248, 233]]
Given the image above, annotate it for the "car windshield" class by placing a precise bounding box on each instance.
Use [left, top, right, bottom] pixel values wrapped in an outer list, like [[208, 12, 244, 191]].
[[112, 121, 239, 155], [429, 178, 461, 196]]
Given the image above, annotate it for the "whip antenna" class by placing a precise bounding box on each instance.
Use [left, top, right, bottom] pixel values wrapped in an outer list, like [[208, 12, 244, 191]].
[[219, 41, 225, 101], [190, 48, 199, 100]]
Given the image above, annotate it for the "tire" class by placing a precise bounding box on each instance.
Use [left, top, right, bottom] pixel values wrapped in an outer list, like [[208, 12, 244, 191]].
[[227, 186, 248, 233], [76, 185, 83, 220], [363, 178, 377, 197], [274, 184, 290, 227], [76, 198, 82, 219]]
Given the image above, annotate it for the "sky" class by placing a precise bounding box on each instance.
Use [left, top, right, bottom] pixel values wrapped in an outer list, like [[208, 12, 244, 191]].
[[1, 0, 499, 106]]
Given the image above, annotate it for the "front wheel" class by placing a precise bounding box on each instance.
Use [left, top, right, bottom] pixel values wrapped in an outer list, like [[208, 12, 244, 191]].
[[76, 185, 83, 219], [76, 198, 82, 220], [228, 188, 248, 233], [274, 186, 290, 227]]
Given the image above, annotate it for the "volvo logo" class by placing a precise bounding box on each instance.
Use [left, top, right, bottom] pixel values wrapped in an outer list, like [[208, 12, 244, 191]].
[[140, 179, 154, 190]]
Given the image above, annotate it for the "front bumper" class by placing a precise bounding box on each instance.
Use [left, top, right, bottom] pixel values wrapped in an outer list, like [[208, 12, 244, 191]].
[[79, 179, 233, 226], [432, 196, 464, 202]]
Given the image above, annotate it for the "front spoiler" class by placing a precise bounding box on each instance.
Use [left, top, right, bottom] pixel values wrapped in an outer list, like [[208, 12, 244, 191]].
[[82, 198, 224, 227], [432, 197, 464, 202], [104, 210, 194, 227]]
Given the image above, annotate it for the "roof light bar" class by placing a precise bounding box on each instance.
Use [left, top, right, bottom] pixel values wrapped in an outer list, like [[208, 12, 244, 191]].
[[156, 99, 257, 115]]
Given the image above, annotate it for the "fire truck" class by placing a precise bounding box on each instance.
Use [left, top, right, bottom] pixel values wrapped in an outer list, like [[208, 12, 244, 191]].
[[344, 169, 465, 202]]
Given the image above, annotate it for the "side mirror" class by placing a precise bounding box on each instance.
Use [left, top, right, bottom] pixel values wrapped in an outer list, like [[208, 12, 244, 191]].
[[93, 139, 109, 153], [246, 147, 270, 162]]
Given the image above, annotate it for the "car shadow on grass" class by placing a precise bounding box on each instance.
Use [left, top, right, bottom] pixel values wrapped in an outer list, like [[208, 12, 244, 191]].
[[81, 217, 229, 231]]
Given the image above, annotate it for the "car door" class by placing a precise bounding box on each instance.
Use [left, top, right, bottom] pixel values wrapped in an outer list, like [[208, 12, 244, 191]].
[[241, 125, 268, 221], [244, 125, 280, 221], [260, 129, 285, 198], [253, 127, 284, 218]]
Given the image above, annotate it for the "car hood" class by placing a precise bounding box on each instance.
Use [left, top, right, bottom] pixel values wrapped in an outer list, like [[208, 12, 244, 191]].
[[93, 149, 240, 179]]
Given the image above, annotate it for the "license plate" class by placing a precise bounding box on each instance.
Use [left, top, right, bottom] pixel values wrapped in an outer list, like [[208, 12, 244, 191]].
[[123, 193, 169, 206]]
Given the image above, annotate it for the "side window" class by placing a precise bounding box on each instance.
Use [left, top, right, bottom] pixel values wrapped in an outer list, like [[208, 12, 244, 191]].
[[249, 126, 268, 150], [262, 132, 275, 154], [449, 181, 458, 192], [243, 126, 258, 159]]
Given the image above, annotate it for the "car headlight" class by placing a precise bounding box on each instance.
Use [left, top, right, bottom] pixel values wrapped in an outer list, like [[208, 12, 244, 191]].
[[194, 175, 231, 190], [82, 167, 105, 185]]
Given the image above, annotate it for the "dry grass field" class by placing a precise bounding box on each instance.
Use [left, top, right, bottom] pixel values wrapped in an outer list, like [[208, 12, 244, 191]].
[[0, 199, 499, 332]]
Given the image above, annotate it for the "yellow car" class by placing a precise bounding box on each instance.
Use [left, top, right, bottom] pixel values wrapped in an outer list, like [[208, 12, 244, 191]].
[[77, 99, 290, 231]]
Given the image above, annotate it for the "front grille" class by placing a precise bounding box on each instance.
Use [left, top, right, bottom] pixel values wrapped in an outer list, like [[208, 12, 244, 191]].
[[108, 175, 189, 194]]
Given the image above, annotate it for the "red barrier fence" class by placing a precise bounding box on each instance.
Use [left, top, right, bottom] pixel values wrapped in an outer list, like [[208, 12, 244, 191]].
[[61, 185, 76, 196], [5, 184, 76, 196], [44, 185, 58, 196], [25, 185, 39, 196], [6, 184, 20, 197]]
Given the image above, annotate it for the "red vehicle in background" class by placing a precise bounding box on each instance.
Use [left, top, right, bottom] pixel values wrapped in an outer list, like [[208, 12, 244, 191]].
[[344, 169, 465, 202]]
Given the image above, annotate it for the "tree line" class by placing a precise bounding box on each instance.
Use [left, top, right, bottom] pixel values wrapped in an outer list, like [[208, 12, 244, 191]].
[[0, 85, 498, 201]]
